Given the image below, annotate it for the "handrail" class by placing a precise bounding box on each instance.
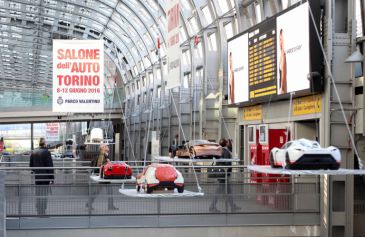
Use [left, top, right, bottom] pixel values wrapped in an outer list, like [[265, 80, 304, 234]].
[[0, 165, 248, 170]]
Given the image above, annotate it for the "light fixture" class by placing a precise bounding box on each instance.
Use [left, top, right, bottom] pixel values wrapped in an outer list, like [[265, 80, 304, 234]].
[[345, 47, 363, 63]]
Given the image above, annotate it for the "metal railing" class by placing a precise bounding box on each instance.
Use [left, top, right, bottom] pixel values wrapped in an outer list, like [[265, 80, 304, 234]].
[[0, 163, 322, 217]]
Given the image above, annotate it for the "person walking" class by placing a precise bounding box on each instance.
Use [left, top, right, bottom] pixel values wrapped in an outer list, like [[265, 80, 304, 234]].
[[209, 138, 241, 213], [29, 137, 54, 215], [87, 144, 118, 210]]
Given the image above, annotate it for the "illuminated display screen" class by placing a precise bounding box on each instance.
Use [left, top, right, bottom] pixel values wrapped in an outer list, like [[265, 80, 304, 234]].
[[248, 21, 277, 100], [227, 0, 321, 106]]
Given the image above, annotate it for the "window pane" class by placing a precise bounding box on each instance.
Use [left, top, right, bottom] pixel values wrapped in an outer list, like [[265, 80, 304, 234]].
[[255, 3, 262, 23], [281, 0, 289, 10], [180, 26, 187, 42], [218, 0, 229, 14], [183, 74, 190, 88], [229, 0, 235, 9], [208, 33, 217, 51], [224, 22, 233, 39], [181, 0, 192, 12], [188, 16, 198, 35], [202, 5, 213, 24], [356, 0, 363, 37]]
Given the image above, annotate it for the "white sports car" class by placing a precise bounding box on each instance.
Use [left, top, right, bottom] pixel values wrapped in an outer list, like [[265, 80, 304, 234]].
[[270, 139, 341, 170]]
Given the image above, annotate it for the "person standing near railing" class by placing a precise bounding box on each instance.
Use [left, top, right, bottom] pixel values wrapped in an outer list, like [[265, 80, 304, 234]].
[[87, 144, 118, 210], [29, 137, 54, 215], [209, 138, 241, 213]]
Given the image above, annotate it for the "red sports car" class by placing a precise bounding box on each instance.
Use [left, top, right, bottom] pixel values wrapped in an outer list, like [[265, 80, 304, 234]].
[[136, 164, 184, 193], [100, 161, 132, 179]]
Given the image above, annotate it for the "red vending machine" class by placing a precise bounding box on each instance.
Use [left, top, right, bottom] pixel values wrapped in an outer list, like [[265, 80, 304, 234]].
[[249, 126, 262, 183], [248, 125, 267, 204], [251, 125, 290, 208], [263, 127, 290, 210]]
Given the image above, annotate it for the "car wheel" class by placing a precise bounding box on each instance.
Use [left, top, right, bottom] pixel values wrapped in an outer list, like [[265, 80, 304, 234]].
[[146, 186, 153, 194], [177, 185, 184, 193], [285, 152, 290, 169], [270, 153, 276, 168]]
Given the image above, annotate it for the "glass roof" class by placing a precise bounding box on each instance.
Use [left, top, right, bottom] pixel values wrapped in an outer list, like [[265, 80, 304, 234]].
[[0, 0, 166, 92], [0, 0, 299, 101]]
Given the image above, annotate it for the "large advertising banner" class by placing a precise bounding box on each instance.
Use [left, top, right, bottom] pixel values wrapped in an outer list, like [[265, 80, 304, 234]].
[[227, 34, 249, 104], [53, 40, 104, 112], [166, 0, 181, 89], [276, 2, 309, 95]]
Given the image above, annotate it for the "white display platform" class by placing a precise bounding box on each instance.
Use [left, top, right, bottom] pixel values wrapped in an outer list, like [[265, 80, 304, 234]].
[[119, 189, 204, 198], [247, 165, 365, 175], [153, 156, 240, 163], [84, 142, 115, 145], [90, 174, 136, 183]]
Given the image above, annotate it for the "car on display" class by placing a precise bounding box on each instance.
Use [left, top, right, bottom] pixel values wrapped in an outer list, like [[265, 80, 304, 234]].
[[270, 139, 341, 170], [136, 164, 184, 194], [51, 152, 62, 160], [61, 150, 75, 158], [100, 161, 132, 179], [175, 140, 222, 159]]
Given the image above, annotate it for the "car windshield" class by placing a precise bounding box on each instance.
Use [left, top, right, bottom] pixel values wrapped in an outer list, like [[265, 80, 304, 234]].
[[145, 167, 155, 176], [298, 139, 320, 148], [188, 140, 216, 146], [281, 142, 292, 149]]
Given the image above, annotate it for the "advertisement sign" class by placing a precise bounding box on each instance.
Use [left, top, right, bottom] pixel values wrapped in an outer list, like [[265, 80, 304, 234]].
[[166, 0, 181, 89], [53, 40, 104, 112], [228, 33, 249, 104], [46, 123, 60, 141], [276, 3, 309, 95], [243, 105, 262, 121], [227, 1, 320, 106], [292, 94, 321, 116]]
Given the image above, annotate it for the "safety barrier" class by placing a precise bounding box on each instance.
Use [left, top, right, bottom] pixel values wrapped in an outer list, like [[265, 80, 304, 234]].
[[0, 164, 322, 217]]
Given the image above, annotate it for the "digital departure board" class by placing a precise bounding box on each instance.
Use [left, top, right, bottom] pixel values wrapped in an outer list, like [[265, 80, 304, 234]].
[[227, 0, 321, 106], [248, 21, 276, 100]]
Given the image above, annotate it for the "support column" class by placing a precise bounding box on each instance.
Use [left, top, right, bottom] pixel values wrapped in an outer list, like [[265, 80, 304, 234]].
[[31, 123, 34, 150]]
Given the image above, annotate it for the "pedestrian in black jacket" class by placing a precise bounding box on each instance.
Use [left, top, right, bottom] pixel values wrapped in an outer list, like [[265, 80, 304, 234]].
[[209, 138, 241, 213], [29, 137, 54, 215]]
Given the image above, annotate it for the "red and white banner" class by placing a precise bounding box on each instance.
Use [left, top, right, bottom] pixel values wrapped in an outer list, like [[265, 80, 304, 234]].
[[53, 40, 104, 112], [166, 0, 181, 89], [46, 123, 60, 141]]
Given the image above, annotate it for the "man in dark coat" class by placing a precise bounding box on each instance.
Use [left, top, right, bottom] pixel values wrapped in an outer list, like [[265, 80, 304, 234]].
[[209, 138, 241, 213], [29, 137, 54, 215]]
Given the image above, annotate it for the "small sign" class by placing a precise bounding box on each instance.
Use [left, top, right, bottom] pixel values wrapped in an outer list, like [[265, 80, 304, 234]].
[[46, 123, 60, 141], [243, 105, 262, 121], [292, 94, 321, 116]]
